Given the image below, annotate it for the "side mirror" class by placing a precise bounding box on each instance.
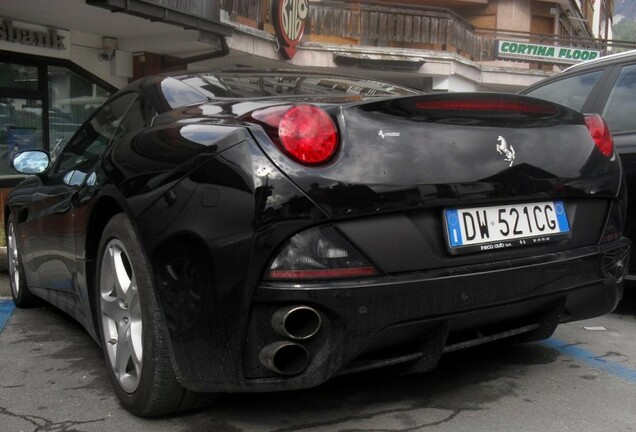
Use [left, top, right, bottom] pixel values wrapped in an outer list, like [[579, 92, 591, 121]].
[[11, 150, 50, 175]]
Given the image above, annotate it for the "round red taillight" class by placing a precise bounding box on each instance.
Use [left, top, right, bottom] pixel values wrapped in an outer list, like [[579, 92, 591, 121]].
[[248, 104, 339, 166], [585, 114, 614, 158], [277, 105, 339, 165]]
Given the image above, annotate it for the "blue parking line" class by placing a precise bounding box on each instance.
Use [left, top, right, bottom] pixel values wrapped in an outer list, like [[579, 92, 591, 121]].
[[541, 338, 636, 383], [0, 299, 15, 332]]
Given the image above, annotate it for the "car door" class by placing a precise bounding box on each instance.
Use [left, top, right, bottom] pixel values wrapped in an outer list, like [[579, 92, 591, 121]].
[[23, 93, 138, 292]]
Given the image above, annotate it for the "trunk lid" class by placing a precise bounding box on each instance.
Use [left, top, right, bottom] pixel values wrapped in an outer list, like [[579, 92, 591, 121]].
[[252, 93, 621, 219]]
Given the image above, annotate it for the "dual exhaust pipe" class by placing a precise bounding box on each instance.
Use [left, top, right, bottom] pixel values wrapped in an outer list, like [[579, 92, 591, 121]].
[[259, 305, 321, 376]]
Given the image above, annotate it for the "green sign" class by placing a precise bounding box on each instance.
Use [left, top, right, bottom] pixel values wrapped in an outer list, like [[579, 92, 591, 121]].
[[497, 40, 600, 64]]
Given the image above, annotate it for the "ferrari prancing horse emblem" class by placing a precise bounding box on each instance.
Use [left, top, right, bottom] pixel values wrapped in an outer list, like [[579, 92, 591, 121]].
[[496, 135, 515, 167]]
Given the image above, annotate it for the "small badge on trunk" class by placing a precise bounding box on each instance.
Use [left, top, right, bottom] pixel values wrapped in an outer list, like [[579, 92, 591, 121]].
[[378, 130, 400, 139], [496, 135, 515, 167]]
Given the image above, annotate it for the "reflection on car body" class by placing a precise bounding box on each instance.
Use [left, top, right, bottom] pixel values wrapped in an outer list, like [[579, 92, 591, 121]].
[[4, 70, 630, 417]]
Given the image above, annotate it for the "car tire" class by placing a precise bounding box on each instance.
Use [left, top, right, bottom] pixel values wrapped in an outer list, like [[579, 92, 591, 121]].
[[6, 217, 38, 308], [95, 214, 216, 417]]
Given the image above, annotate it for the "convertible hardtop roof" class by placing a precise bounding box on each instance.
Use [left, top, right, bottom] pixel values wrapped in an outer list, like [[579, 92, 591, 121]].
[[129, 68, 420, 95], [123, 69, 421, 112]]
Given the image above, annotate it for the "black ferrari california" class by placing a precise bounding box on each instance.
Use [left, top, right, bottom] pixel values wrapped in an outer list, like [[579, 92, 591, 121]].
[[5, 71, 630, 416]]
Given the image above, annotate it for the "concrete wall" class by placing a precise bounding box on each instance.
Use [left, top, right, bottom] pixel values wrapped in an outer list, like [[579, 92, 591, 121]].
[[496, 0, 532, 32], [70, 31, 131, 88]]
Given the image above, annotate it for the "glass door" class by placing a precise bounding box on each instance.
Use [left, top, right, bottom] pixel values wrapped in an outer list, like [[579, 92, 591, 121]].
[[0, 62, 44, 177]]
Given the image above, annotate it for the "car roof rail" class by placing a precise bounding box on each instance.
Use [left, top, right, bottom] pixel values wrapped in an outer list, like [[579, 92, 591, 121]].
[[563, 49, 636, 72]]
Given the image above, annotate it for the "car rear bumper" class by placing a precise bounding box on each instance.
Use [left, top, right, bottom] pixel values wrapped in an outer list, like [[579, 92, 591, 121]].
[[178, 238, 630, 392]]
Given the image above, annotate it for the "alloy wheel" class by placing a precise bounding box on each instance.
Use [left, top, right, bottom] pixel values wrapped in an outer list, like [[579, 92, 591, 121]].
[[99, 239, 143, 393], [7, 222, 21, 297]]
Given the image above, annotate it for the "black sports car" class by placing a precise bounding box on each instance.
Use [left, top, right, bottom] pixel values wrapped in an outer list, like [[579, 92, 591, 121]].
[[5, 71, 630, 417]]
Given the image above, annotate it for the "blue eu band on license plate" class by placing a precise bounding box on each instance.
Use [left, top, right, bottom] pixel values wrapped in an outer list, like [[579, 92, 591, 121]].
[[444, 200, 570, 253]]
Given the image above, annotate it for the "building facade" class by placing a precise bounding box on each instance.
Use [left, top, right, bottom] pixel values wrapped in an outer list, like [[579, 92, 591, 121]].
[[216, 0, 619, 93]]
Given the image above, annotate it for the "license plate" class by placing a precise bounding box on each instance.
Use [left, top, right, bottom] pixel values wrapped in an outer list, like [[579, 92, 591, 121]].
[[444, 201, 570, 254]]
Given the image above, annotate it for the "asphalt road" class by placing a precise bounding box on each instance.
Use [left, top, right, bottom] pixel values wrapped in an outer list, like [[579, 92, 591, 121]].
[[0, 275, 635, 432]]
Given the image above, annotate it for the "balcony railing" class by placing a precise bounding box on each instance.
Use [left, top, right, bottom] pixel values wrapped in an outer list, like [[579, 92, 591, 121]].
[[308, 1, 489, 57], [221, 0, 635, 62]]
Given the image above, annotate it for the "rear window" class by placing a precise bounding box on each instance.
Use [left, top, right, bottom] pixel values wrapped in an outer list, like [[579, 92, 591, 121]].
[[524, 70, 604, 111], [180, 74, 418, 99], [602, 63, 636, 133], [160, 77, 208, 108]]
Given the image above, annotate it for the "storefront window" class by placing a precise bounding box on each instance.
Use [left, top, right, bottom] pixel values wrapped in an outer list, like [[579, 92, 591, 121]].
[[0, 60, 113, 180], [0, 58, 113, 247], [0, 97, 43, 176], [0, 62, 38, 90], [0, 61, 42, 176], [48, 66, 110, 157]]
